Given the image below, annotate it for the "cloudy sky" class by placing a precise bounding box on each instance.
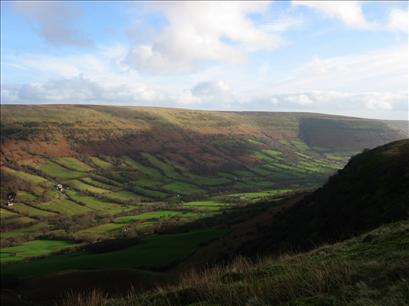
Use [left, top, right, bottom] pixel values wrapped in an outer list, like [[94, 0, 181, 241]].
[[1, 1, 408, 119]]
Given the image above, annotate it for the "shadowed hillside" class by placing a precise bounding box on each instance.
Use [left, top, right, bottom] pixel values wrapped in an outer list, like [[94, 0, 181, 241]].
[[242, 139, 409, 254]]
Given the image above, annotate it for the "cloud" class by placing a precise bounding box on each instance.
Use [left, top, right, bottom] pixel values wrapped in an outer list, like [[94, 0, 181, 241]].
[[293, 1, 372, 29], [189, 80, 234, 108], [3, 75, 407, 119], [192, 80, 231, 98], [266, 91, 407, 112], [2, 45, 134, 86], [266, 46, 408, 94], [1, 75, 162, 105], [13, 2, 92, 46], [293, 1, 408, 32], [387, 8, 408, 32], [126, 2, 299, 73]]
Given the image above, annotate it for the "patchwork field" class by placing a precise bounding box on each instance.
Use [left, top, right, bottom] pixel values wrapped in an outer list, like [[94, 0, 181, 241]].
[[1, 239, 80, 263]]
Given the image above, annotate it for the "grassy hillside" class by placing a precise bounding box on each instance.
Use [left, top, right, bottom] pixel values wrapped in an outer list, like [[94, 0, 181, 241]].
[[59, 220, 409, 306], [240, 139, 409, 255], [179, 139, 409, 269], [106, 221, 409, 305]]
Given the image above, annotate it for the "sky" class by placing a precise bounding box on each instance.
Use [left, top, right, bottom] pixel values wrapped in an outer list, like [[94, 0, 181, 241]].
[[1, 1, 408, 120]]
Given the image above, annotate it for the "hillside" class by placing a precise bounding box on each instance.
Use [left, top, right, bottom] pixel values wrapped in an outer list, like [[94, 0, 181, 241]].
[[1, 105, 405, 198], [183, 139, 409, 266], [53, 139, 409, 306], [0, 105, 406, 259], [1, 108, 408, 305], [97, 220, 409, 306], [1, 106, 405, 245], [249, 138, 409, 253]]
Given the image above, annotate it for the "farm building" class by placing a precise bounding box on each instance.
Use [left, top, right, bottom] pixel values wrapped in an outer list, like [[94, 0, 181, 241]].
[[7, 192, 16, 207]]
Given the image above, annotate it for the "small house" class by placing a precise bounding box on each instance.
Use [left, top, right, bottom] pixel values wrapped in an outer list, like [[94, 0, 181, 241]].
[[56, 184, 64, 192], [7, 192, 16, 207]]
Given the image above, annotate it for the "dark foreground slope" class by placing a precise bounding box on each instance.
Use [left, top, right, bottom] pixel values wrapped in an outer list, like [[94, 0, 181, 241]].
[[245, 139, 409, 254], [103, 220, 409, 306]]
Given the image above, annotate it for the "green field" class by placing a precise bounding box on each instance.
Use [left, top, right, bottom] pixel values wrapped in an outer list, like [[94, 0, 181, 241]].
[[0, 208, 18, 218], [141, 153, 182, 179], [163, 181, 203, 195], [1, 216, 36, 227], [39, 161, 85, 180], [1, 223, 49, 239], [130, 184, 169, 199], [121, 156, 162, 177], [183, 200, 228, 210], [90, 157, 113, 170], [40, 198, 93, 215], [10, 203, 56, 217], [1, 229, 227, 278], [54, 157, 94, 172], [67, 179, 110, 194], [75, 223, 125, 238], [104, 190, 143, 202], [16, 191, 38, 202], [114, 210, 197, 223], [2, 167, 51, 185], [225, 189, 294, 201], [81, 177, 117, 190], [0, 240, 79, 263], [187, 175, 231, 186], [66, 190, 126, 213]]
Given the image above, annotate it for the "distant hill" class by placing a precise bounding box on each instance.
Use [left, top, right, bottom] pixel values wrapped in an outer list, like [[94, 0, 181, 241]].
[[243, 139, 409, 254], [1, 105, 406, 204]]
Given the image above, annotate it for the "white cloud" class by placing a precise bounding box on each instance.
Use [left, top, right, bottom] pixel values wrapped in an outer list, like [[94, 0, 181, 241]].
[[292, 1, 372, 29], [266, 46, 408, 94], [266, 91, 406, 112], [13, 2, 92, 46], [190, 80, 235, 108], [126, 1, 299, 73], [3, 76, 407, 119], [192, 80, 230, 98], [1, 75, 164, 105], [2, 42, 407, 119], [387, 8, 408, 32], [293, 1, 408, 32]]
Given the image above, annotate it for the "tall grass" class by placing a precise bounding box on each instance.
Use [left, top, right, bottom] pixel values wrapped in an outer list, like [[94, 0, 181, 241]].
[[132, 256, 352, 306], [55, 221, 409, 306], [58, 255, 352, 306], [58, 290, 107, 306]]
